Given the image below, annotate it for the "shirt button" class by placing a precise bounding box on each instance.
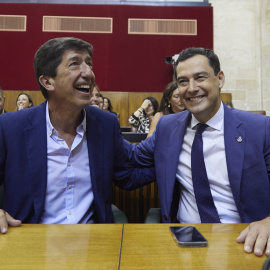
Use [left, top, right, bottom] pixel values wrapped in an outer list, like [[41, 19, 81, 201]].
[[69, 211, 71, 215], [68, 185, 72, 189], [68, 162, 71, 166]]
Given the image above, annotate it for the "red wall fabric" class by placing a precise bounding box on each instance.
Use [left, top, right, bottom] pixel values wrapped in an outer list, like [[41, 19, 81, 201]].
[[0, 3, 213, 92]]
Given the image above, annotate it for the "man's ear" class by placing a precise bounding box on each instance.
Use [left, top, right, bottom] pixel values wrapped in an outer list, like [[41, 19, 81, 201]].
[[218, 71, 225, 89], [39, 75, 55, 92]]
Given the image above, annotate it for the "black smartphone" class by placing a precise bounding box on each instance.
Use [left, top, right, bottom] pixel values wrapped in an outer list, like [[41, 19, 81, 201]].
[[169, 226, 208, 247]]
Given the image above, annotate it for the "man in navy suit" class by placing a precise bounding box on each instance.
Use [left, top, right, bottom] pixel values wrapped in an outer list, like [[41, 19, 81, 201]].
[[126, 47, 270, 257], [0, 37, 154, 230]]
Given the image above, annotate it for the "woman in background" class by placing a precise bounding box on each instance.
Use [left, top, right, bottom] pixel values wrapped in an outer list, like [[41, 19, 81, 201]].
[[99, 94, 104, 109], [128, 96, 159, 134], [103, 97, 120, 122], [147, 81, 185, 137], [16, 93, 34, 110]]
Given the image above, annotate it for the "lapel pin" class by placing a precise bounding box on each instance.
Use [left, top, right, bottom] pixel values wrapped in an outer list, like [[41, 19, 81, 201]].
[[237, 136, 242, 143]]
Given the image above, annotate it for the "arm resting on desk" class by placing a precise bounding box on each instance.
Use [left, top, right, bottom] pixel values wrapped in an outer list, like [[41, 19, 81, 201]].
[[237, 216, 270, 257]]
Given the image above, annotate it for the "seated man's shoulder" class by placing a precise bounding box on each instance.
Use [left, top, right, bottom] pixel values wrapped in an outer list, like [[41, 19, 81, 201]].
[[0, 103, 43, 122], [231, 108, 268, 121], [86, 105, 118, 122], [229, 108, 270, 131]]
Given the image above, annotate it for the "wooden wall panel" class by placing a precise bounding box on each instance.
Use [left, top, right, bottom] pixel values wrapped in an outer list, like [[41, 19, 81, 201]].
[[102, 92, 129, 126], [2, 90, 232, 126]]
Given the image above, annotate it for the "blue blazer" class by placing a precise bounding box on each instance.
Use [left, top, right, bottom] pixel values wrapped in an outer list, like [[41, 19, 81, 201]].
[[0, 102, 154, 223], [126, 104, 270, 223]]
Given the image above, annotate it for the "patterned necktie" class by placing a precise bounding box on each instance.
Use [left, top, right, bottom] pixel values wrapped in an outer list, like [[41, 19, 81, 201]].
[[191, 123, 221, 223]]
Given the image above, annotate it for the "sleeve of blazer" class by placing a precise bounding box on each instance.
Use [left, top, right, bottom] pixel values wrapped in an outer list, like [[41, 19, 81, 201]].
[[111, 115, 156, 190], [264, 116, 270, 177], [123, 129, 156, 167], [0, 118, 6, 185]]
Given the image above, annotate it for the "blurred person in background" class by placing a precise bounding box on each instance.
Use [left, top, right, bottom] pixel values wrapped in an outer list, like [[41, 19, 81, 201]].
[[148, 81, 185, 137], [0, 87, 7, 114], [103, 97, 120, 122], [16, 93, 33, 110], [90, 84, 101, 107], [128, 97, 159, 133], [99, 94, 104, 109]]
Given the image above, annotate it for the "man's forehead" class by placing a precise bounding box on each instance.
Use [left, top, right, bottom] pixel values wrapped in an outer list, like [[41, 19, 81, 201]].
[[62, 49, 92, 60], [176, 55, 212, 75]]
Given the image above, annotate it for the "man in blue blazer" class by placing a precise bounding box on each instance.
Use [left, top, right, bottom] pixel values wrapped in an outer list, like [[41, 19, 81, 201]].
[[0, 37, 154, 231], [126, 47, 270, 257]]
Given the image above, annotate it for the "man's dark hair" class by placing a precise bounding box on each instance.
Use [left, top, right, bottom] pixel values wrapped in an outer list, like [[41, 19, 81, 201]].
[[174, 47, 221, 79], [34, 37, 93, 99]]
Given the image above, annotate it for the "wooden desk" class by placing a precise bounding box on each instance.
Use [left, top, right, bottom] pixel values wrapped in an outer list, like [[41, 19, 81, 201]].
[[120, 224, 267, 269], [0, 223, 267, 269], [0, 224, 123, 270]]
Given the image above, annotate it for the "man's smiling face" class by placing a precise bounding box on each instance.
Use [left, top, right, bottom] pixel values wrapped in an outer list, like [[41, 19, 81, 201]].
[[176, 54, 225, 123], [49, 49, 95, 111]]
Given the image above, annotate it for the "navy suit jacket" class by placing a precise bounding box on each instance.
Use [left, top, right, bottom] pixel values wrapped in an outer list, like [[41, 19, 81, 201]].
[[0, 102, 154, 223], [126, 103, 270, 223]]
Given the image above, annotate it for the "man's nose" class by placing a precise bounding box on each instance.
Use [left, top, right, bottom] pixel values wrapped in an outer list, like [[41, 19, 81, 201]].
[[81, 63, 95, 78], [188, 79, 198, 92]]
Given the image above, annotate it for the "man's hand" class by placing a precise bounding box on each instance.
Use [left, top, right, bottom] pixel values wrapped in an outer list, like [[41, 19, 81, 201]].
[[0, 210, 21, 234], [237, 217, 270, 256]]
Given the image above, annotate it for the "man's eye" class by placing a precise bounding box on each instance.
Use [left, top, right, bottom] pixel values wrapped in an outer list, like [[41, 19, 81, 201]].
[[87, 63, 93, 69], [197, 76, 206, 81], [70, 62, 78, 67], [178, 80, 188, 86]]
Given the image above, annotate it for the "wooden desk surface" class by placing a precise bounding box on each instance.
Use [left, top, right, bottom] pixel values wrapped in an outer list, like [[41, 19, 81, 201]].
[[0, 224, 123, 270], [0, 223, 267, 269], [120, 223, 267, 270]]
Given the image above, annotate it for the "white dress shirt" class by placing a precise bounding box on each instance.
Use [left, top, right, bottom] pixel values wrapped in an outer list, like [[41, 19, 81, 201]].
[[40, 102, 95, 224], [176, 103, 241, 223]]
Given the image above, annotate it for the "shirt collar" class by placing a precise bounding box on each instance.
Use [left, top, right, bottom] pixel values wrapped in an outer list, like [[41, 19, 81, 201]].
[[191, 101, 224, 131], [46, 101, 87, 137]]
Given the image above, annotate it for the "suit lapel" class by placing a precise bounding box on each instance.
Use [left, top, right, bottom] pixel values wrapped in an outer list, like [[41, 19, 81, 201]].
[[24, 102, 47, 221], [85, 107, 105, 217], [223, 105, 245, 220], [164, 112, 191, 213]]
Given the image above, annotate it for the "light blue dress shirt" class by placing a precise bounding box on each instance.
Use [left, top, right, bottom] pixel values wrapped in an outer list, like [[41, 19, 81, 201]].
[[40, 102, 95, 224], [176, 103, 241, 224]]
